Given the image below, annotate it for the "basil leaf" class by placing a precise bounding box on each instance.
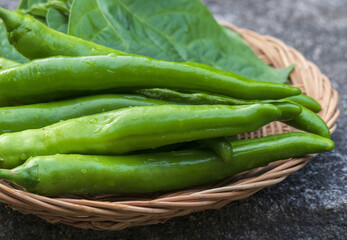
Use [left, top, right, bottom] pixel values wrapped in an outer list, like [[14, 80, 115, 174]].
[[46, 7, 68, 33], [0, 22, 28, 63], [68, 0, 292, 83]]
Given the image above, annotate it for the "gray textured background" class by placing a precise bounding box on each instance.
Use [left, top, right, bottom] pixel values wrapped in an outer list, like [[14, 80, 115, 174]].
[[0, 0, 346, 239]]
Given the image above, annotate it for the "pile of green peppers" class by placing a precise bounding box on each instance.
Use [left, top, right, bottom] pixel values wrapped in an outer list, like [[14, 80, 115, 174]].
[[0, 7, 334, 196]]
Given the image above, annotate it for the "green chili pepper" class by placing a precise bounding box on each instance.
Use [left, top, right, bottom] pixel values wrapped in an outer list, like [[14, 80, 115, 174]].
[[0, 132, 334, 196], [0, 103, 281, 169], [0, 93, 301, 135], [286, 94, 321, 113], [0, 8, 300, 102], [0, 57, 20, 70], [0, 9, 302, 104], [136, 88, 303, 121], [138, 88, 329, 137], [136, 88, 257, 105], [0, 55, 301, 106], [283, 100, 330, 138], [267, 101, 303, 121], [0, 58, 312, 124], [0, 7, 126, 59], [0, 94, 167, 134], [0, 60, 301, 121], [0, 93, 290, 161]]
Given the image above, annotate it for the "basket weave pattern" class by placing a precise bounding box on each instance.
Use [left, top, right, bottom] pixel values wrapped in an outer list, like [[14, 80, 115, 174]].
[[0, 24, 340, 230]]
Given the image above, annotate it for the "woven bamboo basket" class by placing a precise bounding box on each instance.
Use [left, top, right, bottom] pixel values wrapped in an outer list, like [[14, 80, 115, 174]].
[[0, 23, 340, 231]]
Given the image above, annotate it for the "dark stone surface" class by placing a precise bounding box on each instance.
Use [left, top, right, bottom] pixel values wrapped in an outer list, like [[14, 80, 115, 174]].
[[0, 0, 346, 239]]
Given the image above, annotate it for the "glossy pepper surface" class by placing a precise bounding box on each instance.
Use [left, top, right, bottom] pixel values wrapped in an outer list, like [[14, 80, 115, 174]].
[[0, 7, 126, 59], [286, 94, 322, 113], [199, 137, 233, 162], [0, 8, 300, 103], [0, 94, 167, 134], [0, 132, 334, 196], [138, 88, 329, 137], [283, 100, 330, 138], [0, 57, 20, 70], [136, 88, 258, 105], [137, 88, 302, 121], [0, 103, 281, 169], [0, 55, 301, 106]]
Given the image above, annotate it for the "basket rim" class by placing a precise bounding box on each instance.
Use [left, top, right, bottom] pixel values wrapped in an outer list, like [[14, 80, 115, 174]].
[[0, 23, 340, 231]]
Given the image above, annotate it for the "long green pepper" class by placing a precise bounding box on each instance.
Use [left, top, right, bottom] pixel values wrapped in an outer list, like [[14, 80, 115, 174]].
[[0, 7, 319, 111], [0, 132, 334, 196], [138, 88, 330, 137], [284, 100, 330, 138], [0, 57, 20, 70], [0, 93, 302, 134], [0, 55, 300, 106], [0, 94, 167, 134], [0, 8, 126, 58], [0, 103, 281, 169], [137, 88, 321, 113], [286, 94, 321, 113]]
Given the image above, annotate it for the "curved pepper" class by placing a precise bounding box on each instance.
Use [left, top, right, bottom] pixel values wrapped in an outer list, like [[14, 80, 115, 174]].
[[0, 103, 281, 169], [0, 7, 126, 59], [286, 94, 321, 113], [136, 88, 257, 105], [283, 100, 330, 138], [0, 55, 301, 106], [137, 88, 302, 121], [138, 88, 330, 137], [0, 132, 334, 196]]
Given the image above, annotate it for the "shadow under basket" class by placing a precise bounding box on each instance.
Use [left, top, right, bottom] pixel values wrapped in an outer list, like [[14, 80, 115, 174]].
[[0, 23, 340, 231]]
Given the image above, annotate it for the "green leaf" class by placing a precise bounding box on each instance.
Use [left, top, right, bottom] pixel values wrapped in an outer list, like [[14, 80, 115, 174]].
[[28, 0, 47, 6], [18, 0, 30, 10], [29, 3, 49, 18], [68, 0, 292, 83], [46, 7, 68, 33], [49, 1, 69, 15], [0, 22, 28, 63], [17, 0, 71, 28], [17, 0, 49, 23]]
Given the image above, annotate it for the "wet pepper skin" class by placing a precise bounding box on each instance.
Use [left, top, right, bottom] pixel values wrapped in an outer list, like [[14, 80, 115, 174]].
[[0, 8, 126, 58], [0, 8, 300, 105], [0, 8, 319, 110], [0, 93, 301, 134], [0, 94, 167, 134], [0, 132, 334, 196], [138, 88, 330, 138], [284, 100, 330, 138], [0, 54, 301, 106], [0, 103, 281, 169], [0, 57, 20, 70], [286, 94, 321, 113]]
